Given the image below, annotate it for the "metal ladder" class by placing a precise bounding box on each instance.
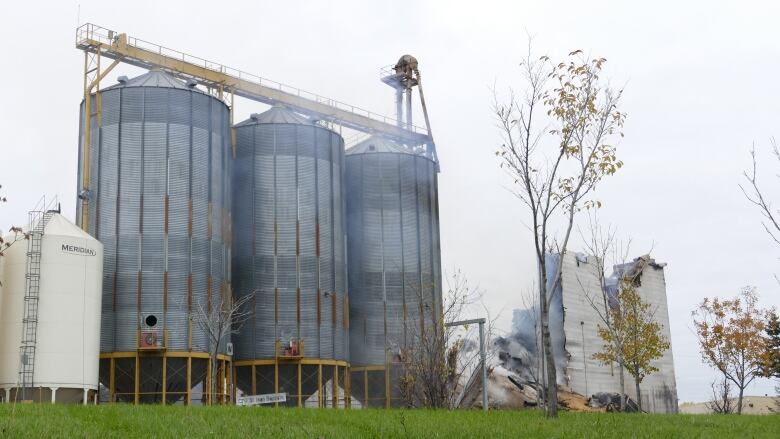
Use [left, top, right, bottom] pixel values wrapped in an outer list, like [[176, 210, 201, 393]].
[[18, 208, 53, 399]]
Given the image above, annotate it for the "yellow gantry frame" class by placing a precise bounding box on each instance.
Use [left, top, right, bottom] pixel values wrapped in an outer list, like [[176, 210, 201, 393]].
[[80, 49, 121, 230], [77, 25, 431, 230], [75, 24, 432, 224]]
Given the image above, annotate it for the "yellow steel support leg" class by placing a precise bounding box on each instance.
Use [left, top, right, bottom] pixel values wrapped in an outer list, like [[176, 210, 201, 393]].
[[82, 50, 88, 94], [230, 89, 236, 159], [228, 360, 233, 404], [345, 367, 351, 408], [162, 355, 167, 405], [230, 361, 235, 404], [207, 357, 212, 406], [80, 51, 96, 231], [80, 53, 120, 232], [251, 365, 257, 395], [332, 365, 338, 408], [317, 364, 323, 408], [109, 358, 115, 403], [134, 355, 140, 405], [274, 362, 279, 408], [297, 363, 302, 408], [186, 357, 192, 406]]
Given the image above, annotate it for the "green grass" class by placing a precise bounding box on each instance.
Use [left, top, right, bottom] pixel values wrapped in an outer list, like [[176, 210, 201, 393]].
[[0, 404, 778, 438]]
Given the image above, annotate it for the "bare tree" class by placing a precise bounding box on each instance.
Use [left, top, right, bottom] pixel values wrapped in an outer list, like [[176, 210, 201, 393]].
[[707, 378, 734, 414], [740, 136, 780, 405], [740, 139, 780, 251], [494, 47, 626, 417], [398, 270, 493, 408], [0, 184, 29, 267], [192, 288, 254, 405]]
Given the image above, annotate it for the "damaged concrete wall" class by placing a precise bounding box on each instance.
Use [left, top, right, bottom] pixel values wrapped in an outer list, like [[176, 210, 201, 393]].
[[557, 253, 624, 400], [556, 253, 678, 413], [618, 258, 678, 413], [496, 253, 678, 413]]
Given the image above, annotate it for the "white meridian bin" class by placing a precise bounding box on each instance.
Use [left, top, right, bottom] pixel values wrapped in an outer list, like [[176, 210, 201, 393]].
[[0, 213, 102, 403]]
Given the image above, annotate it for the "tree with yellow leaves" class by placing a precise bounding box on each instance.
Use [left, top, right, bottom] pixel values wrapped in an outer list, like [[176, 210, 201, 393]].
[[495, 48, 626, 418], [692, 287, 767, 414], [593, 279, 670, 411]]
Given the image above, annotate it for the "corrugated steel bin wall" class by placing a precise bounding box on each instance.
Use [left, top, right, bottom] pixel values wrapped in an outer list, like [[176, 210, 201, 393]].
[[77, 78, 231, 360], [232, 112, 348, 361], [345, 146, 442, 368]]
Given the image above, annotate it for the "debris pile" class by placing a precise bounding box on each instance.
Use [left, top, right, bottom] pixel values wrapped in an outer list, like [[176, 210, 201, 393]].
[[457, 366, 538, 409], [557, 386, 603, 412], [587, 392, 641, 412], [457, 366, 626, 412]]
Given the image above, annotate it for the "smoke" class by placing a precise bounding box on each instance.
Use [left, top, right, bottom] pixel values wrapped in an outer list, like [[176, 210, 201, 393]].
[[491, 254, 569, 386], [546, 253, 568, 385], [493, 308, 537, 382], [460, 338, 479, 354]]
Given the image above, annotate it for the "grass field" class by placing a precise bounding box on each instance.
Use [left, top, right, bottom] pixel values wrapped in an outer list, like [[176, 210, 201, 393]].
[[1, 404, 778, 438]]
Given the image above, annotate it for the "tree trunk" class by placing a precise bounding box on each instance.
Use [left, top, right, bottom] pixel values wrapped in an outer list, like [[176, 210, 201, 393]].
[[211, 349, 220, 406], [618, 359, 626, 411], [635, 379, 642, 412], [537, 259, 547, 413], [541, 299, 558, 417], [210, 356, 216, 405], [737, 385, 744, 415], [535, 340, 544, 409]]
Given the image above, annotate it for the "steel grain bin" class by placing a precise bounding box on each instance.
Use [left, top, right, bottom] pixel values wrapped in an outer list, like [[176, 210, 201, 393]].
[[76, 71, 231, 403], [345, 136, 442, 405], [232, 106, 348, 366]]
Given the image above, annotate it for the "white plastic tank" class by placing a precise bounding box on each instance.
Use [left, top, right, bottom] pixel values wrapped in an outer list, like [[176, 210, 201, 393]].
[[0, 213, 102, 403], [0, 248, 3, 402]]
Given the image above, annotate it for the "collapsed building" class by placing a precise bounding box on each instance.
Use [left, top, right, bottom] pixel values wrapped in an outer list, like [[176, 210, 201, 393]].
[[493, 253, 678, 413]]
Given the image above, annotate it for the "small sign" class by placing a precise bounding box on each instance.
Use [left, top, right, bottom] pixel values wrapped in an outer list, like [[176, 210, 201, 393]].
[[61, 243, 97, 256], [237, 393, 287, 406]]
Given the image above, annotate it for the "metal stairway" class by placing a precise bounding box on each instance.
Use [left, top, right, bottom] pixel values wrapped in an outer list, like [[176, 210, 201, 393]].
[[18, 208, 54, 399]]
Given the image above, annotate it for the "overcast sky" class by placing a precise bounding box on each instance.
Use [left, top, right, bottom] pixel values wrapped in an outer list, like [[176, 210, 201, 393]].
[[1, 0, 778, 403]]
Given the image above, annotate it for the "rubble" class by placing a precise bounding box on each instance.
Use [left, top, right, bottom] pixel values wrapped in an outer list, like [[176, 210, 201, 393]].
[[458, 366, 617, 412], [493, 252, 679, 413], [557, 386, 603, 412], [587, 392, 641, 412], [457, 366, 539, 409]]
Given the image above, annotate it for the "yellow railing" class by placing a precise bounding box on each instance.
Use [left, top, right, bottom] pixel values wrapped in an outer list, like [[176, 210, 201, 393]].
[[275, 339, 305, 359], [74, 23, 430, 141]]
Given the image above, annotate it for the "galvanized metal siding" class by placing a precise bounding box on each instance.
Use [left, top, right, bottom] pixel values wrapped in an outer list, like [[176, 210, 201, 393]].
[[232, 118, 347, 361], [77, 84, 231, 357], [346, 150, 443, 367], [333, 134, 346, 360]]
